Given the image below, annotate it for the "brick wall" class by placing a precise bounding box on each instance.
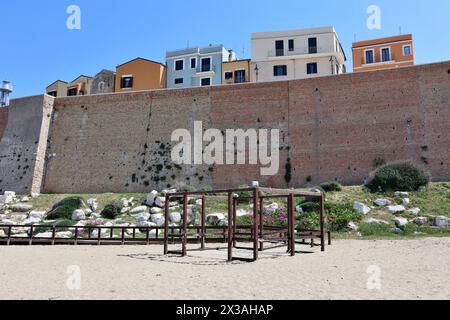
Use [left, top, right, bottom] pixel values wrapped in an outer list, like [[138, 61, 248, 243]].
[[40, 61, 450, 193]]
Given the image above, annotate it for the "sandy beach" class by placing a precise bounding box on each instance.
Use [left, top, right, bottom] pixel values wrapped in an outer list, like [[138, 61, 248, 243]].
[[0, 238, 449, 300]]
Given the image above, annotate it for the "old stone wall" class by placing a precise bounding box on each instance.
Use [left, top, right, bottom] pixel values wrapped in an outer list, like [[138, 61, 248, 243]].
[[0, 95, 54, 194], [0, 108, 8, 140]]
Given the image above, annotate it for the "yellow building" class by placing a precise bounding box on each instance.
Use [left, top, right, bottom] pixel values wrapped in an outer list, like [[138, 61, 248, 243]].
[[222, 59, 251, 84], [115, 58, 166, 93], [67, 75, 93, 96], [46, 80, 68, 97]]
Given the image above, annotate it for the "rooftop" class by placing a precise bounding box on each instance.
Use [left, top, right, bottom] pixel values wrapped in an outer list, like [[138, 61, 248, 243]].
[[352, 34, 413, 48], [252, 26, 336, 40], [166, 45, 226, 58]]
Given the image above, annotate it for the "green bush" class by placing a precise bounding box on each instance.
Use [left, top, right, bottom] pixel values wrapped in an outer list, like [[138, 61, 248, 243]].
[[366, 162, 430, 192], [359, 223, 392, 236], [320, 182, 342, 192], [298, 202, 320, 213], [297, 202, 361, 232], [101, 201, 123, 219], [46, 197, 85, 220]]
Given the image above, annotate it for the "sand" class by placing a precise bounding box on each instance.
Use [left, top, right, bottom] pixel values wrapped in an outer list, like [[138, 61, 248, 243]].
[[0, 238, 449, 300]]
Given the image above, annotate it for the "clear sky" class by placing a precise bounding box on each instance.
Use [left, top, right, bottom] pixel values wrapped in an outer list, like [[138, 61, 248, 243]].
[[1, 0, 449, 98]]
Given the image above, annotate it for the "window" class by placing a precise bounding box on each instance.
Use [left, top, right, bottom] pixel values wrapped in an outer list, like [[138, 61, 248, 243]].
[[335, 65, 339, 75], [190, 58, 197, 69], [175, 59, 184, 71], [174, 78, 184, 85], [201, 57, 212, 72], [98, 81, 105, 92], [67, 87, 77, 96], [288, 39, 295, 52], [201, 78, 211, 86], [307, 63, 318, 75], [275, 40, 284, 56], [47, 91, 57, 97], [273, 65, 287, 76], [121, 76, 133, 89], [224, 72, 233, 80], [234, 70, 246, 83], [308, 38, 317, 54], [381, 48, 391, 62], [365, 50, 374, 64], [403, 45, 412, 56]]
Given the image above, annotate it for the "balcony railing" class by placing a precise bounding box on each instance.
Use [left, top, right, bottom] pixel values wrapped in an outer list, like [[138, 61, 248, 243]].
[[196, 65, 216, 73], [268, 46, 330, 58]]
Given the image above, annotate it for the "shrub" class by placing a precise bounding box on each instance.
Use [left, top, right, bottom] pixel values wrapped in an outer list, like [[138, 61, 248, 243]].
[[297, 202, 361, 232], [298, 202, 320, 213], [46, 197, 85, 220], [320, 181, 342, 192], [359, 223, 392, 237], [366, 161, 430, 192], [101, 201, 123, 219]]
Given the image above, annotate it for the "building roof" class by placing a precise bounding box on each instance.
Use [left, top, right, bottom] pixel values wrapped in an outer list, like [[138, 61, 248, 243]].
[[46, 80, 67, 89], [166, 45, 226, 58], [352, 34, 413, 49], [93, 69, 115, 77], [69, 75, 93, 84], [223, 59, 251, 64], [252, 26, 336, 39], [116, 57, 166, 69]]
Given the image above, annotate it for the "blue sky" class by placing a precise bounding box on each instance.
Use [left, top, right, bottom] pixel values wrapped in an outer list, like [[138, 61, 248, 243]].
[[1, 0, 449, 98]]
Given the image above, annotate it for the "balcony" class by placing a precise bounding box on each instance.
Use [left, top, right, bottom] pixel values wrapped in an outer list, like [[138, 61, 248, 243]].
[[268, 46, 331, 58], [193, 65, 216, 77], [361, 53, 396, 67]]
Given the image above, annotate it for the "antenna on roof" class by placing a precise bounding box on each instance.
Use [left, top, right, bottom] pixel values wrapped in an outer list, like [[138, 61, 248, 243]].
[[399, 26, 402, 35]]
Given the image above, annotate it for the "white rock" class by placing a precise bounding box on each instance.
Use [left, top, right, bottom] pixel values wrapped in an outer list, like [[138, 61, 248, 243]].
[[151, 207, 163, 215], [264, 203, 279, 215], [4, 191, 16, 197], [407, 208, 421, 216], [121, 207, 130, 214], [90, 212, 101, 219], [347, 221, 359, 231], [218, 219, 229, 227], [10, 204, 33, 212], [435, 216, 449, 228], [87, 199, 98, 211], [135, 213, 151, 222], [296, 206, 304, 214], [395, 217, 409, 228], [195, 199, 203, 206], [129, 206, 150, 216], [146, 191, 159, 206], [206, 213, 226, 225], [387, 205, 406, 214], [71, 209, 86, 221], [373, 199, 392, 207], [150, 213, 165, 227], [0, 230, 5, 237], [413, 217, 428, 226], [236, 209, 249, 217], [138, 221, 157, 228], [169, 212, 182, 223], [121, 198, 130, 208], [35, 232, 53, 238], [21, 217, 42, 225], [0, 219, 16, 225], [91, 228, 108, 237], [29, 211, 46, 220], [402, 198, 411, 206], [353, 202, 371, 215], [364, 218, 389, 225], [56, 231, 73, 238], [20, 196, 30, 202], [31, 193, 40, 198], [395, 191, 409, 198], [154, 197, 166, 208]]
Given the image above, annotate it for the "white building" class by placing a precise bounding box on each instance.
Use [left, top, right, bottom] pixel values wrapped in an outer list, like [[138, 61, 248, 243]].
[[251, 26, 347, 83]]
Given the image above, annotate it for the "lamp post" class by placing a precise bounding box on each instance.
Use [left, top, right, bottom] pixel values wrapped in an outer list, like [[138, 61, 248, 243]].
[[254, 64, 259, 82]]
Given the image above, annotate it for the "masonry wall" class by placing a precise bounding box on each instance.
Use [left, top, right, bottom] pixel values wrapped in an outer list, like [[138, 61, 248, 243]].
[[39, 61, 450, 194], [0, 95, 54, 194], [0, 108, 8, 140]]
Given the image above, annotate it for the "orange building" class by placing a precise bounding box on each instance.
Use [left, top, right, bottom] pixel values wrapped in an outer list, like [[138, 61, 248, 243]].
[[115, 58, 166, 92], [352, 34, 414, 72]]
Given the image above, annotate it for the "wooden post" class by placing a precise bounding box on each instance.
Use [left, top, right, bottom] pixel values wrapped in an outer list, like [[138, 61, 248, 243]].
[[227, 192, 233, 262], [7, 226, 12, 246], [110, 228, 113, 239], [121, 228, 125, 245], [97, 227, 101, 245], [74, 227, 79, 245], [259, 197, 264, 251], [146, 228, 150, 245], [51, 226, 56, 246], [287, 195, 292, 253], [253, 188, 259, 261], [29, 226, 34, 246], [320, 193, 325, 252], [201, 196, 206, 250], [289, 194, 296, 256], [232, 197, 237, 248], [163, 194, 170, 255], [182, 194, 188, 257]]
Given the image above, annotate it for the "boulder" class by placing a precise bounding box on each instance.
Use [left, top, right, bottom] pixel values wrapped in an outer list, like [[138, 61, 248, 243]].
[[31, 193, 40, 198], [71, 209, 86, 221], [121, 207, 130, 214], [29, 211, 46, 220], [169, 212, 182, 224], [21, 217, 42, 225], [402, 198, 411, 206], [373, 199, 392, 207], [413, 217, 428, 226], [35, 232, 53, 238], [138, 221, 157, 228], [218, 219, 229, 227], [353, 202, 371, 215], [121, 198, 130, 208], [347, 221, 359, 231], [56, 231, 73, 238], [435, 216, 449, 228], [135, 213, 151, 223], [4, 191, 16, 197], [407, 208, 421, 216], [150, 214, 165, 227], [87, 199, 98, 211], [20, 196, 30, 202], [264, 203, 279, 215], [0, 230, 5, 237], [146, 190, 159, 206], [129, 206, 150, 216], [395, 217, 409, 228], [387, 205, 406, 214], [395, 191, 409, 198], [10, 204, 33, 212], [206, 213, 226, 226], [364, 218, 389, 225], [151, 207, 163, 215], [0, 219, 16, 226], [236, 209, 249, 217], [154, 197, 166, 208], [296, 205, 304, 214]]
